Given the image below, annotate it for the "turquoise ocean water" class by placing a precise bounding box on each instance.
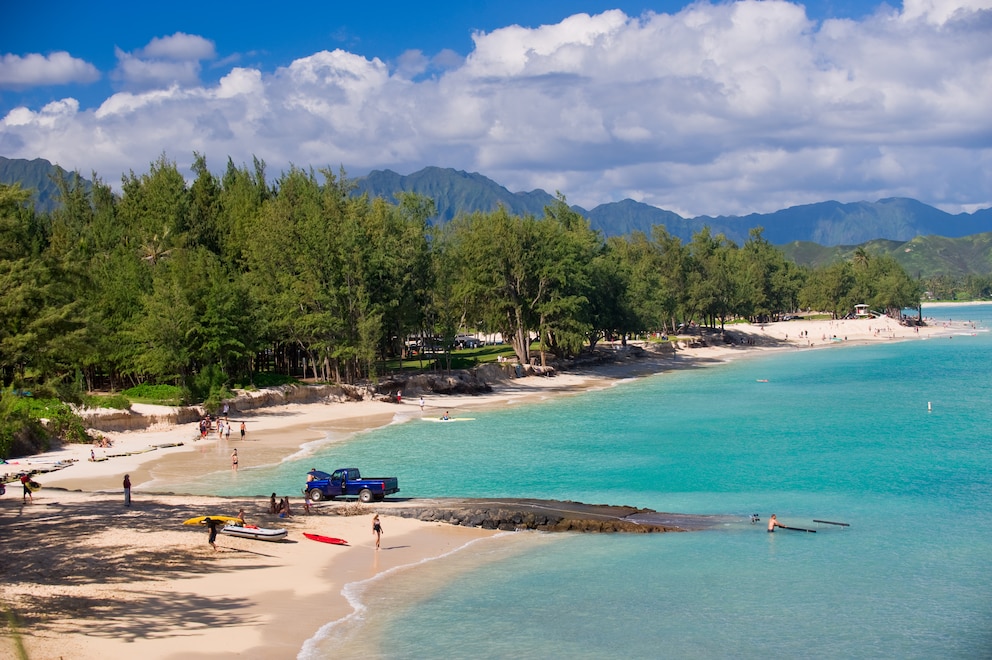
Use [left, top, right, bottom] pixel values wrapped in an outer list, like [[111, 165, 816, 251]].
[[184, 306, 992, 658]]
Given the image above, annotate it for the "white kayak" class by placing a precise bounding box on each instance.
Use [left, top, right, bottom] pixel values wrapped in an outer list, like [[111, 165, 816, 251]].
[[220, 525, 288, 541]]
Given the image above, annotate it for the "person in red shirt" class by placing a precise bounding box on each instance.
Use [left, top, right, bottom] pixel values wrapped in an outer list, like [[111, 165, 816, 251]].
[[20, 473, 33, 503]]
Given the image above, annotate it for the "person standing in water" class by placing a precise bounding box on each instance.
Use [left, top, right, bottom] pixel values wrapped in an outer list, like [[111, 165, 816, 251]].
[[231, 448, 239, 471], [768, 514, 786, 533]]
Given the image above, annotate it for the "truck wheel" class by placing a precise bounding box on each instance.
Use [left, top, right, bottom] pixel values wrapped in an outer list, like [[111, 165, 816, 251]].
[[308, 488, 324, 502], [358, 489, 373, 503]]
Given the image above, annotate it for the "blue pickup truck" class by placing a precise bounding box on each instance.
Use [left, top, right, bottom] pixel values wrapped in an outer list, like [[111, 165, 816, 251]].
[[304, 468, 400, 503]]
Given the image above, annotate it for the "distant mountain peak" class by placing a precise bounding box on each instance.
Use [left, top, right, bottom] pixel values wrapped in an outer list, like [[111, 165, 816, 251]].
[[2, 157, 989, 247]]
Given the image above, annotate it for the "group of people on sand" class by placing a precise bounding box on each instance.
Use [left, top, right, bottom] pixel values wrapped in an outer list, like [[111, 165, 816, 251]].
[[269, 492, 293, 517], [198, 415, 246, 441], [197, 496, 384, 551]]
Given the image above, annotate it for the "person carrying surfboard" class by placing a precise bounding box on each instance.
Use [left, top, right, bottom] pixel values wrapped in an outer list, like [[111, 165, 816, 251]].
[[20, 473, 33, 503], [204, 517, 220, 550]]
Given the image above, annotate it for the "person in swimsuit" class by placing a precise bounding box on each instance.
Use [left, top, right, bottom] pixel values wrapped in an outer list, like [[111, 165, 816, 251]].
[[372, 514, 383, 549], [231, 449, 238, 470], [768, 514, 786, 533]]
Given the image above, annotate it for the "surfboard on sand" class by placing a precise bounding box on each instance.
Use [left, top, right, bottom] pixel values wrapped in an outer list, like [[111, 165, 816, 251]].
[[304, 532, 348, 545], [183, 515, 241, 526]]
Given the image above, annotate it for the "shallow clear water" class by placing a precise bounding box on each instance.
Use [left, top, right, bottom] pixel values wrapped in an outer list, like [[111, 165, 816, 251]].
[[193, 307, 992, 658]]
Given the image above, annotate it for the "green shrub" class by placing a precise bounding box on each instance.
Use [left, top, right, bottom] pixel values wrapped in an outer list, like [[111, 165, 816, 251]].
[[122, 383, 185, 406], [247, 372, 300, 388], [82, 393, 132, 410], [0, 393, 89, 453]]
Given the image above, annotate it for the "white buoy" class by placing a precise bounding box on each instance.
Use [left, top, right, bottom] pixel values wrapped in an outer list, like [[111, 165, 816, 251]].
[[928, 401, 932, 412]]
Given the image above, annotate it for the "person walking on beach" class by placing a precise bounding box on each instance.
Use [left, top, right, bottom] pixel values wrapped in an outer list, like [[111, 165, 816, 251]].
[[419, 396, 425, 412], [20, 473, 32, 503], [231, 448, 239, 471], [372, 514, 383, 549], [768, 514, 786, 533], [240, 421, 246, 440], [204, 517, 220, 550], [224, 422, 231, 440], [123, 474, 131, 507]]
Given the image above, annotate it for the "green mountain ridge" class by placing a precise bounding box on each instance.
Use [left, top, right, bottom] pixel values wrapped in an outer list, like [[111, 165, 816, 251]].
[[354, 166, 991, 246]]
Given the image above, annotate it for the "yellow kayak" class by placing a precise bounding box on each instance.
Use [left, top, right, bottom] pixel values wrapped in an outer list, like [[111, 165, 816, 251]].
[[182, 515, 241, 526]]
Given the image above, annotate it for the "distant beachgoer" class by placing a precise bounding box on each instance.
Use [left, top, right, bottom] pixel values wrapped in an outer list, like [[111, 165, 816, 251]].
[[768, 514, 786, 533], [91, 448, 95, 461], [225, 422, 231, 439], [223, 403, 229, 420], [419, 396, 425, 411], [397, 390, 402, 403], [20, 473, 32, 502], [231, 449, 239, 470], [269, 493, 278, 514], [441, 411, 450, 420], [372, 514, 383, 549], [205, 517, 220, 550], [279, 497, 292, 517], [236, 508, 246, 526], [123, 474, 131, 507], [240, 421, 246, 440]]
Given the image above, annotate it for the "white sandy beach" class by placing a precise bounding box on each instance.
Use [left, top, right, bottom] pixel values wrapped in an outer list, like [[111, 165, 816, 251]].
[[0, 312, 969, 659]]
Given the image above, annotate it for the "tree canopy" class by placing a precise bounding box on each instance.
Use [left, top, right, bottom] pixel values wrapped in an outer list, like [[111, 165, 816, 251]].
[[0, 154, 923, 400]]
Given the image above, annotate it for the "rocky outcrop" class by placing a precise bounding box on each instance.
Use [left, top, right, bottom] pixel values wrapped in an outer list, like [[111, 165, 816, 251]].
[[79, 406, 202, 433], [80, 384, 366, 433], [227, 384, 365, 412], [368, 498, 731, 533], [375, 371, 494, 397]]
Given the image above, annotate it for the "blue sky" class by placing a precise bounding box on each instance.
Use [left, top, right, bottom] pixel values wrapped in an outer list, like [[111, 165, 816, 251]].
[[1, 0, 990, 216]]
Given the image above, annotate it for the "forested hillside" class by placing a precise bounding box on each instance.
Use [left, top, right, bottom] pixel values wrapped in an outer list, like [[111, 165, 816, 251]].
[[1, 155, 922, 401]]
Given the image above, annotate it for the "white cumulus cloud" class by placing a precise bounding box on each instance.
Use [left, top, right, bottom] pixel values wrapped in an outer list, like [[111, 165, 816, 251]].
[[138, 32, 217, 61], [0, 52, 100, 88], [112, 33, 217, 90]]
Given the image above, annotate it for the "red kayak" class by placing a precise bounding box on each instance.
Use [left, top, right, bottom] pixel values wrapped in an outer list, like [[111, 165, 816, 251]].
[[304, 532, 348, 545]]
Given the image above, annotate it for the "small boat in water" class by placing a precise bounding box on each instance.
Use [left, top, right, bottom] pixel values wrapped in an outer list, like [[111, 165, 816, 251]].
[[220, 524, 288, 541]]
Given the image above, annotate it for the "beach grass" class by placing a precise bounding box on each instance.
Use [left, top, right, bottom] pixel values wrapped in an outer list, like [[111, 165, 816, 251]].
[[4, 607, 28, 660]]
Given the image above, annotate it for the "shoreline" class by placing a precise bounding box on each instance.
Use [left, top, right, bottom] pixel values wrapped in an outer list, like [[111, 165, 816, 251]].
[[1, 312, 978, 659]]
